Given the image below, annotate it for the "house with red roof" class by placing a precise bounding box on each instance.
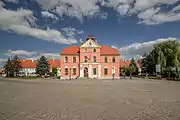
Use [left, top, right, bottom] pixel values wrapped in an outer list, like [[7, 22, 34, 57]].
[[60, 35, 120, 79], [19, 59, 61, 76], [119, 59, 142, 74]]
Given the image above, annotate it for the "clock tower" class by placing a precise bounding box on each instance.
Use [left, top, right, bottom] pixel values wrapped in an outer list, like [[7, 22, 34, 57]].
[[79, 35, 101, 78]]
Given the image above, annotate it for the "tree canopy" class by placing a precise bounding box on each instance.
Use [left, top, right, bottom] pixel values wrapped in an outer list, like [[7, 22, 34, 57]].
[[36, 56, 50, 76], [3, 55, 21, 77], [141, 40, 180, 77]]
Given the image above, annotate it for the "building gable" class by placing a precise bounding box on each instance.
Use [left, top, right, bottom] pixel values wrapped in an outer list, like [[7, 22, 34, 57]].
[[81, 39, 100, 48]]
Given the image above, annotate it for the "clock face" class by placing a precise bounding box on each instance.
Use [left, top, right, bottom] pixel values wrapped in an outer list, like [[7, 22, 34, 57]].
[[89, 42, 92, 46]]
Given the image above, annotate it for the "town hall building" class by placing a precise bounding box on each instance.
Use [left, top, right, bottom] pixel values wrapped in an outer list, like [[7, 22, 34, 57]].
[[60, 35, 120, 79], [1, 35, 141, 79]]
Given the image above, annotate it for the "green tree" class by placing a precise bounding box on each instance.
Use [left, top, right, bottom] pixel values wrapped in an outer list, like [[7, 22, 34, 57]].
[[141, 52, 156, 74], [142, 40, 180, 77], [52, 67, 58, 76], [4, 58, 13, 77], [36, 56, 50, 76], [3, 55, 21, 77], [152, 40, 180, 68], [12, 55, 21, 77], [129, 58, 138, 75]]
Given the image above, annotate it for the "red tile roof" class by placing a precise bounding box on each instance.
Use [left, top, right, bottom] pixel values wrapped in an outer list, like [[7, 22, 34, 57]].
[[100, 46, 120, 55], [60, 46, 80, 55], [119, 60, 141, 68], [20, 60, 61, 69], [48, 60, 61, 68], [125, 60, 131, 66], [120, 60, 127, 67], [20, 60, 37, 68], [135, 61, 141, 68]]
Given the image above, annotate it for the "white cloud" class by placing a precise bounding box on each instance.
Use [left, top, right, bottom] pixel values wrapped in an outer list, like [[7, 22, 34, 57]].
[[0, 1, 4, 9], [172, 5, 180, 12], [117, 37, 178, 60], [39, 53, 60, 59], [131, 0, 179, 13], [138, 7, 180, 25], [5, 0, 19, 3], [0, 59, 7, 67], [28, 52, 60, 60], [32, 0, 107, 21], [41, 11, 58, 20], [62, 27, 84, 38], [0, 5, 78, 44], [5, 50, 37, 57]]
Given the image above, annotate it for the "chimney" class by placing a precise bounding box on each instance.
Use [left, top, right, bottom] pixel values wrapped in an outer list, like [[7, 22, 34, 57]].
[[31, 59, 34, 63]]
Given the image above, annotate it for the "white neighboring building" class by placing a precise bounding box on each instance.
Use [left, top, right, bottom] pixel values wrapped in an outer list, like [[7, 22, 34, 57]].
[[19, 60, 37, 76], [19, 59, 61, 76]]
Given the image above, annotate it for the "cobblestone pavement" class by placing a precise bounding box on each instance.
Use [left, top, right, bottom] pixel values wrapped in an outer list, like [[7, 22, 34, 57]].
[[0, 78, 180, 120]]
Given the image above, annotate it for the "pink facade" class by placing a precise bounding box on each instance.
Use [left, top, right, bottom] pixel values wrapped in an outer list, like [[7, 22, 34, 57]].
[[60, 35, 120, 79]]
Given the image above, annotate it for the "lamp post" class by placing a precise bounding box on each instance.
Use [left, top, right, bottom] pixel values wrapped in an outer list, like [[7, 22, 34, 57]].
[[112, 68, 115, 80], [69, 68, 71, 80]]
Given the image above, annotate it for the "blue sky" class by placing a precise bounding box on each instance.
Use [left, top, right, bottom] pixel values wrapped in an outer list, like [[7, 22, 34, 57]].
[[0, 0, 180, 67]]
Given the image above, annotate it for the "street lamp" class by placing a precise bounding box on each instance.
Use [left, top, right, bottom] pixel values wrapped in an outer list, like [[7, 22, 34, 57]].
[[69, 68, 71, 80], [112, 68, 115, 80]]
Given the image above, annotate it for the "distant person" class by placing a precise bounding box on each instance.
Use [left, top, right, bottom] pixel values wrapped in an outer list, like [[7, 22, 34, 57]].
[[124, 71, 126, 79], [130, 72, 132, 79], [145, 72, 148, 79]]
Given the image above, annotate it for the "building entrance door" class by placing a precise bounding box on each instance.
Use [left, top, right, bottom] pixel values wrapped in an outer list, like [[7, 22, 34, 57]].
[[84, 67, 88, 77]]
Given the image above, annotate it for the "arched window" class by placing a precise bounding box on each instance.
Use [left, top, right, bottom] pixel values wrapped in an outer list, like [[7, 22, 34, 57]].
[[65, 68, 68, 75], [112, 56, 116, 63], [104, 56, 108, 63], [65, 56, 68, 63], [93, 68, 96, 75]]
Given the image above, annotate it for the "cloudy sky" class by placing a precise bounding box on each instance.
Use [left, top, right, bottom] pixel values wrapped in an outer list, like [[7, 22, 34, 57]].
[[0, 0, 180, 66]]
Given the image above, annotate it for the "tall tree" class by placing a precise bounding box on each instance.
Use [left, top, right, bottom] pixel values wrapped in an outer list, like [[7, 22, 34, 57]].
[[12, 55, 21, 77], [4, 58, 13, 77], [36, 56, 50, 76], [129, 58, 138, 75], [141, 52, 155, 74], [152, 40, 180, 68], [3, 55, 21, 77]]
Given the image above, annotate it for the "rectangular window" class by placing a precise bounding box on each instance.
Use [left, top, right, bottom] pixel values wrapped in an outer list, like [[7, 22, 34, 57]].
[[93, 56, 96, 62], [65, 56, 68, 63], [65, 68, 68, 75], [73, 57, 76, 63], [93, 49, 96, 52], [112, 56, 116, 63], [73, 68, 76, 75], [93, 68, 97, 75], [84, 56, 88, 62], [104, 68, 108, 75], [104, 56, 108, 63]]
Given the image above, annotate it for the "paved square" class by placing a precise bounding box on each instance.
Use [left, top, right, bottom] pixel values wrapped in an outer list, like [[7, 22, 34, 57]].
[[0, 78, 180, 120]]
